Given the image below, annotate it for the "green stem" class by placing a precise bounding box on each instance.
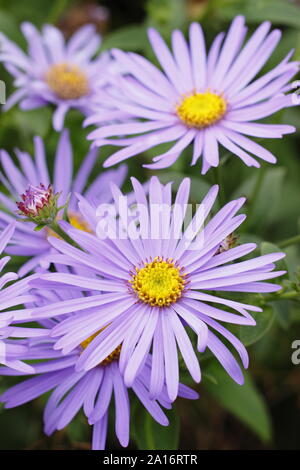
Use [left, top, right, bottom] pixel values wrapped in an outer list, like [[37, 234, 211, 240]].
[[240, 166, 267, 233], [249, 165, 266, 207], [279, 291, 300, 300], [262, 290, 300, 303], [48, 220, 80, 249], [218, 165, 226, 207], [212, 166, 226, 206], [278, 234, 300, 249]]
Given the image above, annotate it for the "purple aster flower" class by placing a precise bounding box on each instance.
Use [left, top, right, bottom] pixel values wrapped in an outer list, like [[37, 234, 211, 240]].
[[86, 16, 298, 173], [0, 23, 120, 130], [21, 176, 285, 400], [0, 288, 198, 450], [0, 129, 127, 275], [0, 223, 44, 372]]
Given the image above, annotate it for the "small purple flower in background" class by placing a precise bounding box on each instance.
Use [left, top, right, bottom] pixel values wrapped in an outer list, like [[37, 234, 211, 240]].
[[24, 176, 285, 401], [0, 129, 127, 275], [0, 23, 119, 130], [0, 287, 198, 450], [86, 15, 298, 173], [0, 223, 44, 372]]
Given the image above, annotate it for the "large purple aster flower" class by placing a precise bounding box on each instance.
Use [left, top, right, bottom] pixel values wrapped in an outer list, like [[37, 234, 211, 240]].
[[21, 176, 285, 400], [0, 287, 197, 449], [0, 129, 127, 275], [86, 16, 298, 173], [0, 223, 45, 372], [0, 23, 119, 130]]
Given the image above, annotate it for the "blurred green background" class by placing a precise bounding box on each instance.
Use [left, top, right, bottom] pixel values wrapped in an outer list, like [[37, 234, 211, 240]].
[[0, 0, 300, 450]]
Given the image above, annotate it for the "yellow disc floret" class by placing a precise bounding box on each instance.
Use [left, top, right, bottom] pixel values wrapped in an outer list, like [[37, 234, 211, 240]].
[[46, 63, 89, 100], [177, 91, 227, 128], [68, 212, 93, 233], [130, 257, 187, 307], [81, 330, 122, 367]]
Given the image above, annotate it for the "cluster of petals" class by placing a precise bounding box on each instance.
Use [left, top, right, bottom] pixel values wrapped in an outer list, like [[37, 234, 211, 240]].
[[0, 287, 197, 449], [86, 16, 298, 172], [10, 176, 286, 402], [0, 130, 127, 275], [0, 23, 121, 130]]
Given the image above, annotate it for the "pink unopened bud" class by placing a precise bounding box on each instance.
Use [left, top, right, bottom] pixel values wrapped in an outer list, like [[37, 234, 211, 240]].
[[17, 184, 53, 218]]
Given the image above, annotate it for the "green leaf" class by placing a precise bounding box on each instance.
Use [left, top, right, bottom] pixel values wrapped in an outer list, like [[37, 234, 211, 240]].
[[272, 299, 293, 329], [239, 306, 275, 346], [46, 0, 72, 24], [131, 403, 180, 450], [233, 167, 286, 232], [146, 0, 188, 32], [290, 305, 300, 324], [204, 363, 272, 442], [261, 241, 288, 277], [0, 0, 57, 27], [0, 9, 20, 40], [214, 0, 300, 28], [14, 107, 51, 139], [67, 413, 88, 442], [202, 372, 218, 385], [158, 171, 213, 203], [101, 25, 148, 51], [285, 246, 300, 282]]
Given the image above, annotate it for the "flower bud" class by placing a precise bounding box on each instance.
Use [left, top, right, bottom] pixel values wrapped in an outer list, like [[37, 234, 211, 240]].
[[16, 184, 62, 227]]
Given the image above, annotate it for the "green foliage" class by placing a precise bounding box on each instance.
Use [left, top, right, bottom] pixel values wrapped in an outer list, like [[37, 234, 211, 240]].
[[146, 0, 187, 32], [0, 9, 21, 41], [272, 299, 294, 329], [204, 363, 272, 443], [233, 167, 287, 232], [261, 242, 288, 273], [212, 0, 300, 28], [66, 413, 89, 443], [239, 306, 275, 346], [131, 402, 180, 450], [158, 171, 213, 202], [101, 25, 149, 52]]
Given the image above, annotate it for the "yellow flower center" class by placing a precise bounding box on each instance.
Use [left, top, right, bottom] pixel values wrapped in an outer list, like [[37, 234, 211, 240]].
[[81, 330, 121, 366], [130, 257, 187, 307], [45, 63, 89, 100], [68, 212, 92, 233], [177, 91, 227, 128]]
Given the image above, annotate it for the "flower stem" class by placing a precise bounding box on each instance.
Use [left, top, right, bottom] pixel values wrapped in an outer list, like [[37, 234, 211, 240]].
[[212, 165, 226, 206], [240, 166, 267, 233], [261, 290, 300, 303], [279, 291, 300, 300], [48, 220, 79, 248], [249, 165, 266, 207], [278, 234, 300, 249]]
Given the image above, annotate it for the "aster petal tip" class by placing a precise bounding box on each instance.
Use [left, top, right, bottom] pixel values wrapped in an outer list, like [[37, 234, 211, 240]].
[[102, 158, 113, 168]]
